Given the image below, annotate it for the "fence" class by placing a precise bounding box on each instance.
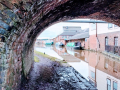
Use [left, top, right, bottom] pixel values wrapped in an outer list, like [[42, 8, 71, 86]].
[[105, 45, 120, 56]]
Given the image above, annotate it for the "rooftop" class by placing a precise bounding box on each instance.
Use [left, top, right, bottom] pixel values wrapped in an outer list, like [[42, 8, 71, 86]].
[[59, 31, 77, 36], [68, 28, 89, 40]]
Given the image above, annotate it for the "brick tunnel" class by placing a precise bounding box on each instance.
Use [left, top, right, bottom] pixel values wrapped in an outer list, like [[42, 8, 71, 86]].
[[0, 0, 120, 89]]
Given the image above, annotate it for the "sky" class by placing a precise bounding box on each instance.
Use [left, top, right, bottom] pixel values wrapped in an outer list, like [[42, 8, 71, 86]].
[[37, 19, 90, 39]]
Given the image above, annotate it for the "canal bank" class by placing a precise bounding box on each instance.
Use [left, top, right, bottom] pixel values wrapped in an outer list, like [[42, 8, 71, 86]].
[[20, 50, 97, 90], [85, 49, 120, 62]]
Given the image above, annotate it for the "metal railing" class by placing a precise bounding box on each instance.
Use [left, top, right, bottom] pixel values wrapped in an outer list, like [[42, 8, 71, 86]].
[[105, 45, 120, 56]]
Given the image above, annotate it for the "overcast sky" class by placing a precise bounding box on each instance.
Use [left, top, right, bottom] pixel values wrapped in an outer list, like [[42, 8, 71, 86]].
[[37, 19, 90, 39]]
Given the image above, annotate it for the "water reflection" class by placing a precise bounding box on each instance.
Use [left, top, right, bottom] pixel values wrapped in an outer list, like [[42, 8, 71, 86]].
[[35, 45, 120, 90], [34, 45, 63, 60]]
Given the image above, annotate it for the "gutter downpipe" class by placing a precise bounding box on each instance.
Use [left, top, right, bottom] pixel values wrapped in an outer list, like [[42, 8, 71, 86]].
[[96, 23, 100, 51], [95, 23, 100, 87]]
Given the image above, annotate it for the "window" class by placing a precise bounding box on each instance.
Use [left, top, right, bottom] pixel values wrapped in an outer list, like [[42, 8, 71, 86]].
[[107, 79, 111, 90], [108, 23, 113, 28], [105, 37, 108, 45], [113, 81, 117, 90], [114, 37, 118, 46], [91, 23, 96, 30], [114, 24, 119, 27], [91, 71, 95, 79], [105, 62, 108, 69]]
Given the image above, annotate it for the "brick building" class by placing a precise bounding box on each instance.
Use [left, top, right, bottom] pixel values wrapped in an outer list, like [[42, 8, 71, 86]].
[[67, 28, 89, 49], [73, 50, 120, 90], [54, 26, 81, 45], [88, 22, 120, 55]]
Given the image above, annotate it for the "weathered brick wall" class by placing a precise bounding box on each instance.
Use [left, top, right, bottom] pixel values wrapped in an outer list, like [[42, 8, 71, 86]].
[[1, 0, 120, 89], [3, 27, 35, 89], [0, 42, 6, 90]]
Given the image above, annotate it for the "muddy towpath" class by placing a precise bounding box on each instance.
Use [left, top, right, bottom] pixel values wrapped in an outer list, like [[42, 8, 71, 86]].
[[19, 51, 97, 90]]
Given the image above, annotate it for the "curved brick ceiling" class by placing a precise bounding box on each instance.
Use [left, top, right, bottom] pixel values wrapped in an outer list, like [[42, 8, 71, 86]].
[[0, 0, 120, 40], [1, 0, 120, 89]]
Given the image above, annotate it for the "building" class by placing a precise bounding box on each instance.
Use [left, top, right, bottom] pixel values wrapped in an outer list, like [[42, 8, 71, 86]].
[[54, 26, 81, 45], [86, 22, 120, 56], [67, 28, 89, 48], [70, 49, 120, 90], [63, 26, 81, 32], [35, 38, 53, 45]]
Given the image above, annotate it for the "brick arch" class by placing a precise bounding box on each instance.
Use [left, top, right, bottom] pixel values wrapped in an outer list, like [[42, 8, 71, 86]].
[[0, 0, 120, 89]]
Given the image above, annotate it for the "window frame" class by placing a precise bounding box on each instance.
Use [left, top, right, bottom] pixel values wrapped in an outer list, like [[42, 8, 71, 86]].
[[107, 78, 111, 90], [114, 24, 119, 28], [91, 71, 95, 80], [113, 81, 117, 90], [114, 37, 118, 46], [108, 23, 113, 28], [105, 37, 108, 46]]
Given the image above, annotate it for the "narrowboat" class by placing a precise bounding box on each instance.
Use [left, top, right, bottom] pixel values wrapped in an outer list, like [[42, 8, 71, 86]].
[[74, 42, 84, 50], [45, 41, 53, 45], [55, 42, 64, 47], [66, 42, 84, 50]]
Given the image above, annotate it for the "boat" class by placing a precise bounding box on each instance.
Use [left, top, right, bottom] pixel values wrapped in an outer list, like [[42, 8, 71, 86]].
[[55, 42, 64, 47], [45, 41, 54, 45], [66, 42, 84, 50], [74, 42, 84, 50]]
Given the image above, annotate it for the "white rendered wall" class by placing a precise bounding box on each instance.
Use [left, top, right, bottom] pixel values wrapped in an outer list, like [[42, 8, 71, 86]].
[[96, 69, 120, 90], [97, 23, 120, 34], [89, 23, 96, 35], [88, 66, 95, 81], [89, 23, 120, 35]]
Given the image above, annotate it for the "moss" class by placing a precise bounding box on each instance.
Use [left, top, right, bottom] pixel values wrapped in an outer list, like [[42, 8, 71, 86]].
[[60, 61, 67, 63], [34, 50, 68, 65], [34, 56, 39, 62], [34, 50, 57, 61]]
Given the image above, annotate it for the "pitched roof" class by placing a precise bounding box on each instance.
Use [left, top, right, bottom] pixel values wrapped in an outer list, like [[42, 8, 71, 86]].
[[59, 31, 77, 36], [68, 28, 89, 40]]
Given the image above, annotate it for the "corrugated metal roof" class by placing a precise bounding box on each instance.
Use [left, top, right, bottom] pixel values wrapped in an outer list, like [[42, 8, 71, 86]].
[[68, 28, 89, 40]]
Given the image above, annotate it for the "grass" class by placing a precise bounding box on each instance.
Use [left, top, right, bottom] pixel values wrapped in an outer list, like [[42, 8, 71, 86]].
[[34, 50, 57, 61], [34, 50, 67, 63], [34, 56, 39, 62]]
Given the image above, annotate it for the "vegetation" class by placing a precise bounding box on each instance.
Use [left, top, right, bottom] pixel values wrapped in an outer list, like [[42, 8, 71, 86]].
[[34, 56, 39, 62], [34, 50, 57, 61], [34, 50, 67, 63]]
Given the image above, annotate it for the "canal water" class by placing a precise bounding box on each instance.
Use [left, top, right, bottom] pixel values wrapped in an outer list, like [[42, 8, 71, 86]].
[[34, 45, 120, 90]]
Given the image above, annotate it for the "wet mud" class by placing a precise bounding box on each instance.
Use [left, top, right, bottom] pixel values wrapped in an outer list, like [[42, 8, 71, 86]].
[[19, 54, 97, 90]]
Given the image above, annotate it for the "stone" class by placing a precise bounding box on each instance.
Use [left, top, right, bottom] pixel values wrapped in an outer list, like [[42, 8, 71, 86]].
[[0, 42, 5, 48]]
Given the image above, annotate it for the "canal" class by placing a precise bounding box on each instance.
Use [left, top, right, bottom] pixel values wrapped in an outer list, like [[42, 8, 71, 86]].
[[34, 45, 120, 90]]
